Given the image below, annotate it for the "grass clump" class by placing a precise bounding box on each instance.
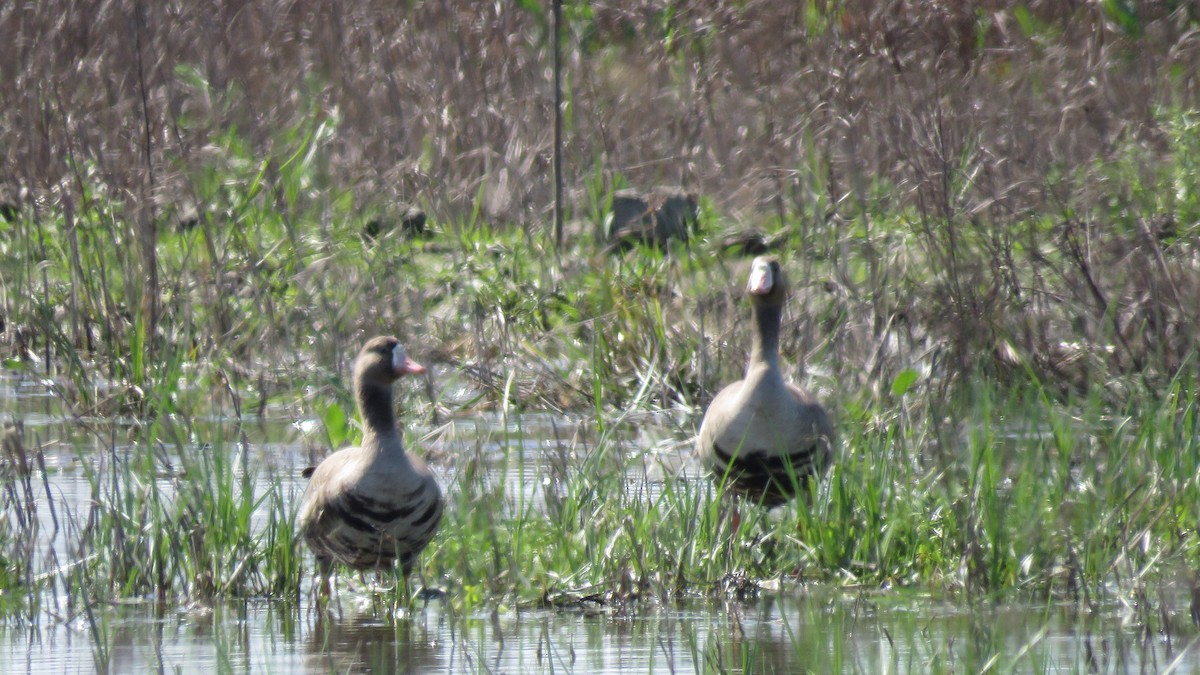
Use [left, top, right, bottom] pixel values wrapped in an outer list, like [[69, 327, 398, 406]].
[[417, 371, 1199, 621]]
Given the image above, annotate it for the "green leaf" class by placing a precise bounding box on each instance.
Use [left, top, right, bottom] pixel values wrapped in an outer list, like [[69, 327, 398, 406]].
[[891, 368, 919, 397], [321, 401, 351, 449]]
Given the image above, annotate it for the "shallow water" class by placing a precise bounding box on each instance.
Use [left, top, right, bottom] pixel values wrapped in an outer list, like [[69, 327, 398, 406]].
[[2, 368, 1199, 673], [3, 589, 1198, 673]]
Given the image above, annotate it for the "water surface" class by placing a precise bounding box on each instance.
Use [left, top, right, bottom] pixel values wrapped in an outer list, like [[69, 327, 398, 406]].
[[2, 368, 1198, 673]]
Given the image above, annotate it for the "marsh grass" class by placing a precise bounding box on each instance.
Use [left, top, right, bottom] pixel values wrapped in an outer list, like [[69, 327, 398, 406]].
[[0, 412, 301, 641], [2, 170, 1199, 675], [1, 118, 1199, 669], [1, 4, 1200, 671], [6, 4, 1200, 416]]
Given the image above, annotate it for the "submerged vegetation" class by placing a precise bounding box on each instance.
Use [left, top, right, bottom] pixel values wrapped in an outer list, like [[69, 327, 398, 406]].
[[1, 0, 1200, 671]]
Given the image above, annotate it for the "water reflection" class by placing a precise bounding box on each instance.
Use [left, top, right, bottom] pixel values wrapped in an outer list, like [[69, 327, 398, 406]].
[[2, 583, 1200, 672], [307, 613, 443, 674]]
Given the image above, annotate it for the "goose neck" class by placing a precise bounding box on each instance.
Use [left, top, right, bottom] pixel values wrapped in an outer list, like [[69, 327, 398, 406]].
[[356, 380, 400, 443], [750, 303, 782, 368]]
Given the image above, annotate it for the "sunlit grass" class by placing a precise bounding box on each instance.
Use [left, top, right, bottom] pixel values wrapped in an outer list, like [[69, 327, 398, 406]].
[[0, 88, 1198, 675], [418, 374, 1199, 617], [3, 226, 1199, 623]]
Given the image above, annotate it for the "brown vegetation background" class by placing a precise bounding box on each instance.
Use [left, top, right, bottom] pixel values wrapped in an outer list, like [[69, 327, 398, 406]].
[[1, 1, 1198, 394], [4, 2, 1197, 221]]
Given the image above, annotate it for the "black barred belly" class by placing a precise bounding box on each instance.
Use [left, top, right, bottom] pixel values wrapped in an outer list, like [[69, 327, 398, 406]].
[[309, 491, 441, 570], [711, 443, 819, 507]]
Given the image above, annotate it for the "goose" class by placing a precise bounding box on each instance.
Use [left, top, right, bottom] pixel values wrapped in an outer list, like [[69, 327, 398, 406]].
[[696, 256, 834, 507], [298, 336, 442, 595]]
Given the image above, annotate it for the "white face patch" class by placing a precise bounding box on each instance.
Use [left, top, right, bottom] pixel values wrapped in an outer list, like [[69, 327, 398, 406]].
[[392, 343, 407, 372], [747, 258, 774, 295]]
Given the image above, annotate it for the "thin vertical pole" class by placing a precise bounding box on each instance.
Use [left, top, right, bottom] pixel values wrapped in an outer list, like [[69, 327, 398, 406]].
[[552, 0, 564, 251]]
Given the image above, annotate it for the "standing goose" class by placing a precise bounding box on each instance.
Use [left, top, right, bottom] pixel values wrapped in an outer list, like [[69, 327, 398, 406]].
[[697, 256, 834, 506], [298, 336, 442, 594]]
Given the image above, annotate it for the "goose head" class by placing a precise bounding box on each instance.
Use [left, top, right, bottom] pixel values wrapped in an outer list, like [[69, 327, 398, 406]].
[[354, 336, 426, 388], [747, 256, 787, 306]]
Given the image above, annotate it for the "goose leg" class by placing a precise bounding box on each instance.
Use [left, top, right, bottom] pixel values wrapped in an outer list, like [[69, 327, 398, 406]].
[[316, 556, 333, 600]]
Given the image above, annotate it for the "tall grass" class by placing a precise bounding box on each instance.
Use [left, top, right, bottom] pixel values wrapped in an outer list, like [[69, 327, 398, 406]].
[[2, 2, 1198, 388], [0, 413, 300, 627], [1, 100, 1198, 616], [417, 369, 1199, 611], [0, 8, 1198, 673]]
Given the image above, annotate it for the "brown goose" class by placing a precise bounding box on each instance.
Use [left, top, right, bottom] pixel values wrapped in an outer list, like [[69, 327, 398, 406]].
[[298, 336, 442, 594], [696, 256, 834, 507]]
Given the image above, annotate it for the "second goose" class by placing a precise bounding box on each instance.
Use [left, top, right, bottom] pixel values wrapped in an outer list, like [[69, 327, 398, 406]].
[[696, 256, 834, 506]]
